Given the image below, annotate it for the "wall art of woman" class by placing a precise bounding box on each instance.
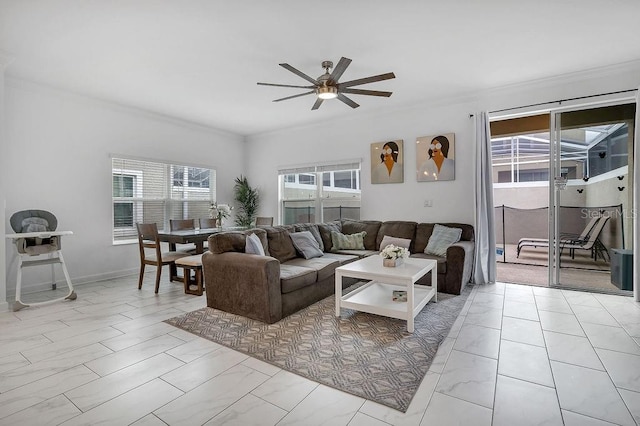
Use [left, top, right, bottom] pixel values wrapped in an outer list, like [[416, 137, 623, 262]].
[[371, 139, 404, 184], [417, 134, 455, 182]]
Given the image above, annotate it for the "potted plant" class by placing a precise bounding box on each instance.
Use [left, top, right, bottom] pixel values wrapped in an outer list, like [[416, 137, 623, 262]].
[[208, 202, 233, 227], [380, 244, 409, 267], [233, 175, 259, 227]]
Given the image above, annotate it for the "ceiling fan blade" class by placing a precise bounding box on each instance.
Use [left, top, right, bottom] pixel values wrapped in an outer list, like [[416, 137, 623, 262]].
[[279, 63, 318, 85], [339, 72, 395, 88], [311, 98, 324, 110], [337, 93, 359, 109], [341, 88, 393, 97], [273, 91, 315, 102], [258, 82, 315, 89], [329, 57, 352, 82]]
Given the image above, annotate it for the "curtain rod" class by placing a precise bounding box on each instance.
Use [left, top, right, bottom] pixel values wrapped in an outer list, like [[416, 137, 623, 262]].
[[469, 88, 638, 117]]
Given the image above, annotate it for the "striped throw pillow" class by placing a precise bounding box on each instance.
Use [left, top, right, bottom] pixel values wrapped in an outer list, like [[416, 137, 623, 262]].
[[425, 224, 462, 257]]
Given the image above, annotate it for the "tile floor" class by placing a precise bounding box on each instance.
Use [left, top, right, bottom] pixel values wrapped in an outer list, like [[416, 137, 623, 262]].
[[0, 276, 639, 425]]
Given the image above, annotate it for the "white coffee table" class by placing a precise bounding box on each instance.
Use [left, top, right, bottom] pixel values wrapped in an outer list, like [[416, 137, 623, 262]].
[[335, 255, 438, 332]]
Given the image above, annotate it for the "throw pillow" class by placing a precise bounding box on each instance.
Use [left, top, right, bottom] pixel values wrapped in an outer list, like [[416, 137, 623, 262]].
[[379, 235, 412, 251], [425, 224, 462, 257], [290, 231, 324, 259], [245, 233, 266, 256], [264, 227, 297, 263], [293, 223, 324, 251], [330, 231, 366, 251]]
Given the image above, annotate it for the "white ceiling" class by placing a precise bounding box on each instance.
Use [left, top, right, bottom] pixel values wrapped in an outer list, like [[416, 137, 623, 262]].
[[2, 1, 640, 136]]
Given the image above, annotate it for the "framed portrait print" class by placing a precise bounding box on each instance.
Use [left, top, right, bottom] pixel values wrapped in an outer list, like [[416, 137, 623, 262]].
[[416, 133, 455, 182], [371, 139, 404, 184]]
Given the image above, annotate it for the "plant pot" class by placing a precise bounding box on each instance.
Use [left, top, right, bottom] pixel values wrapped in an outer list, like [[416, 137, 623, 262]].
[[383, 258, 403, 267]]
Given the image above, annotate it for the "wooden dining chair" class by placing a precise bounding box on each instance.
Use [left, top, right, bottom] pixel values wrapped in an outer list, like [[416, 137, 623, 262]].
[[199, 218, 218, 229], [136, 223, 190, 293], [255, 216, 274, 226], [169, 219, 198, 253]]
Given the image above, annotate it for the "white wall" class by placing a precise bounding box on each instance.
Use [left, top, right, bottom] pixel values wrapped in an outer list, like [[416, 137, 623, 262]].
[[245, 99, 478, 224], [246, 62, 640, 229], [3, 79, 244, 297], [0, 56, 9, 311], [4, 61, 640, 303]]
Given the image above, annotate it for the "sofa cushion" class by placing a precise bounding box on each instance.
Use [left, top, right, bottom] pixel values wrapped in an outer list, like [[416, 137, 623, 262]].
[[425, 224, 462, 256], [208, 228, 268, 255], [376, 221, 417, 253], [410, 252, 447, 274], [331, 249, 378, 259], [208, 231, 246, 254], [317, 221, 341, 252], [293, 223, 324, 251], [414, 223, 475, 253], [264, 226, 297, 263], [284, 257, 340, 282], [341, 220, 382, 250], [379, 235, 412, 251], [279, 264, 318, 294], [331, 231, 366, 251], [321, 252, 360, 265], [290, 231, 324, 259]]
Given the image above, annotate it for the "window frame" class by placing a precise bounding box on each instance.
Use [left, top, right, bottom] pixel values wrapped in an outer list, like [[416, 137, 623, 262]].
[[278, 160, 361, 225], [111, 157, 216, 245]]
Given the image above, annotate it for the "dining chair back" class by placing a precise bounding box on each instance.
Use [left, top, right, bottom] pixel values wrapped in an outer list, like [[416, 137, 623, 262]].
[[255, 216, 274, 226], [137, 222, 189, 293], [199, 218, 218, 229], [169, 219, 198, 253], [169, 219, 196, 231]]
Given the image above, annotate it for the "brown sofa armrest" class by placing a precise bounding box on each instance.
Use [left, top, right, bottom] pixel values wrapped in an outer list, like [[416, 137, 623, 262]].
[[203, 251, 283, 323], [443, 240, 475, 294]]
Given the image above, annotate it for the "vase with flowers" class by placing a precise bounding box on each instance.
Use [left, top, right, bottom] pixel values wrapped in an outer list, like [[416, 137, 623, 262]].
[[209, 202, 233, 227], [380, 244, 410, 267]]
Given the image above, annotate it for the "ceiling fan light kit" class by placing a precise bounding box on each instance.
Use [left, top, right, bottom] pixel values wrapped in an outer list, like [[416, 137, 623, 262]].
[[257, 57, 395, 110], [317, 86, 338, 100]]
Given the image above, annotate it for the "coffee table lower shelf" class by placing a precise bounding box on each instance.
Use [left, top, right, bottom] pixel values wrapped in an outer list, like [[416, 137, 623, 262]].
[[339, 281, 436, 331]]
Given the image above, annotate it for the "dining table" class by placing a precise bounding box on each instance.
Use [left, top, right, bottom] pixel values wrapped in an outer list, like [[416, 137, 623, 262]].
[[157, 226, 246, 280]]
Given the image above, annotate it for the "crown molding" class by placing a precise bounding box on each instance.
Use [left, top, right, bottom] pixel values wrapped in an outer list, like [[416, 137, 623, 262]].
[[480, 59, 640, 99]]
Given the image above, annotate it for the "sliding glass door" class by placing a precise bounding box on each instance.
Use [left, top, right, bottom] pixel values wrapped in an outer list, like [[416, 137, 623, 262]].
[[550, 103, 636, 293]]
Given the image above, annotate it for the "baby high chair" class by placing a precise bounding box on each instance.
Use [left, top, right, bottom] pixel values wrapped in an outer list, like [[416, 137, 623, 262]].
[[6, 209, 77, 311]]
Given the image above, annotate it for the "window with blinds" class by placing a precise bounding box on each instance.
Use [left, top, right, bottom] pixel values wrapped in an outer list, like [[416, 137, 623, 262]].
[[278, 160, 361, 224], [112, 157, 216, 243]]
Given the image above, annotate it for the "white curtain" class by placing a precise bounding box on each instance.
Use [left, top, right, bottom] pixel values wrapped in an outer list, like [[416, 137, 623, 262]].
[[473, 112, 496, 284], [635, 89, 639, 301]]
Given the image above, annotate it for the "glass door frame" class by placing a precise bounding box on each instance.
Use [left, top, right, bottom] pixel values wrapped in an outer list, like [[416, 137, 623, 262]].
[[548, 97, 637, 291]]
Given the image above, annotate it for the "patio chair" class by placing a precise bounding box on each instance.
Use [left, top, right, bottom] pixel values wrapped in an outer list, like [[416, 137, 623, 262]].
[[560, 216, 610, 262], [516, 215, 601, 258], [6, 209, 77, 311]]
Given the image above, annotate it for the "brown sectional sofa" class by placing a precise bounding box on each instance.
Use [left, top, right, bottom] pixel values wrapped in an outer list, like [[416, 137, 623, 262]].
[[202, 220, 475, 324]]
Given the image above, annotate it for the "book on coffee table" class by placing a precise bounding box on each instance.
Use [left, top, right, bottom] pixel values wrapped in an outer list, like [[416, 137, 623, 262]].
[[392, 290, 407, 302]]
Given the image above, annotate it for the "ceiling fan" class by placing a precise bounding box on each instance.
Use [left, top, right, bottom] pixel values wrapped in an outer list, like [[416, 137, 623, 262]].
[[257, 57, 395, 110]]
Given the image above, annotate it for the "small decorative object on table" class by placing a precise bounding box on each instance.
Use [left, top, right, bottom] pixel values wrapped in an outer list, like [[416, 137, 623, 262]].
[[380, 244, 410, 267], [392, 290, 407, 302], [209, 202, 233, 227]]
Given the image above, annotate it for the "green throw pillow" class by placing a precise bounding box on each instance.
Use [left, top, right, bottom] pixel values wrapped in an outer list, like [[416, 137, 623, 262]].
[[425, 224, 462, 257], [330, 230, 366, 251]]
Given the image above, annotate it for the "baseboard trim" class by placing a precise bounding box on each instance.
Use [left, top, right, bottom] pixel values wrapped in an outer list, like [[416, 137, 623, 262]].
[[5, 268, 139, 300]]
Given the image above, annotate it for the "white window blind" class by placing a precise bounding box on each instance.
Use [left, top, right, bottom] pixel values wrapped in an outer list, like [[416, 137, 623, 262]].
[[112, 157, 216, 243], [278, 160, 361, 224]]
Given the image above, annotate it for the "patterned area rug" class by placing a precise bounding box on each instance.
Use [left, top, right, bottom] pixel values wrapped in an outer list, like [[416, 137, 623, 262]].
[[165, 286, 471, 412]]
